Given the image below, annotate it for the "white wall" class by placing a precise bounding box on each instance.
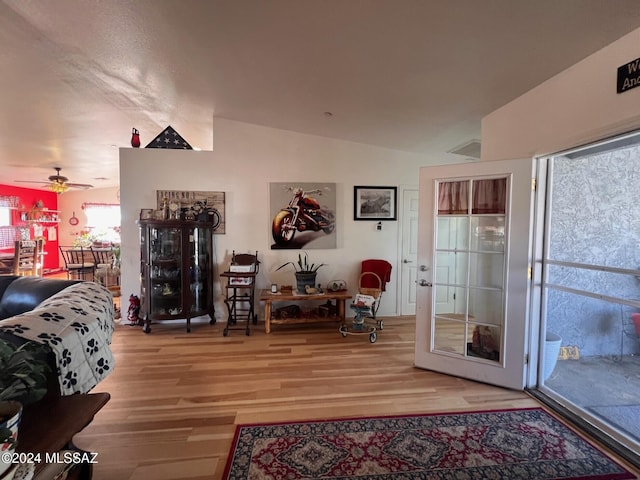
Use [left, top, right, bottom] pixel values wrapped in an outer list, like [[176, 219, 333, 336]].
[[482, 27, 640, 161], [120, 118, 438, 320]]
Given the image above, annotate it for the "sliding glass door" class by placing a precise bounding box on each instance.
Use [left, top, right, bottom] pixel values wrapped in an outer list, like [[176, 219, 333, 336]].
[[536, 130, 640, 461]]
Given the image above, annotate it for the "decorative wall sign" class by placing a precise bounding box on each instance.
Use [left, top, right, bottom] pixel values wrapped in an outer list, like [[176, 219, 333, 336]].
[[353, 186, 397, 221], [617, 56, 640, 94], [156, 190, 225, 233], [146, 125, 193, 149], [269, 182, 336, 249]]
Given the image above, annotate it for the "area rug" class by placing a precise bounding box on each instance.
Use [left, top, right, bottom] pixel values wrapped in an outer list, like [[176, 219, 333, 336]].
[[223, 408, 635, 479]]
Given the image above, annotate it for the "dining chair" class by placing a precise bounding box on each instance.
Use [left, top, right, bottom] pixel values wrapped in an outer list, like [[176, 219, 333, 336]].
[[91, 246, 116, 286], [12, 239, 43, 276], [59, 246, 95, 280]]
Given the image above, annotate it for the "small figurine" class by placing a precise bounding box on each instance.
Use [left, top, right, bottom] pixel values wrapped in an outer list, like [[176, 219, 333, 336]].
[[127, 294, 141, 326]]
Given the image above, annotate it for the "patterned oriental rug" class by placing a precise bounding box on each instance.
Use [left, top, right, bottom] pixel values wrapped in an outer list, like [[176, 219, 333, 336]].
[[223, 408, 635, 480]]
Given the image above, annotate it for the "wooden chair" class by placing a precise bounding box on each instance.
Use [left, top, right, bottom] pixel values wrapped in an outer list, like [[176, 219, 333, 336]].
[[221, 251, 259, 336], [59, 246, 95, 280], [12, 239, 43, 276], [91, 246, 118, 287]]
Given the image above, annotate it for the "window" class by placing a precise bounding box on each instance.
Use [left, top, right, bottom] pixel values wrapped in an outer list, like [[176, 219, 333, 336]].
[[0, 196, 18, 248], [83, 203, 121, 244]]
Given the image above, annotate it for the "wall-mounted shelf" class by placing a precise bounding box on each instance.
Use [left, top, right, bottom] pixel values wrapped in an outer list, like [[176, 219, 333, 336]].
[[18, 209, 60, 224]]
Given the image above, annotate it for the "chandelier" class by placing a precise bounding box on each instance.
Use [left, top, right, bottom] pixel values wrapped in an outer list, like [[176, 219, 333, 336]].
[[49, 180, 69, 194]]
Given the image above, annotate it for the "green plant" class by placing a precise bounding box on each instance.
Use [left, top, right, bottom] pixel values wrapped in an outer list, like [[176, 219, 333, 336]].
[[0, 340, 50, 443], [0, 340, 50, 405], [276, 252, 326, 274]]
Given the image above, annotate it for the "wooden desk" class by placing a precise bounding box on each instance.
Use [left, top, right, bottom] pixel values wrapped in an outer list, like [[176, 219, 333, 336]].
[[18, 392, 110, 479], [259, 290, 352, 333]]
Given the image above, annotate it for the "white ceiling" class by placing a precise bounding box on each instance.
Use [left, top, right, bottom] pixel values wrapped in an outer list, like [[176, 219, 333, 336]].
[[2, 0, 640, 190]]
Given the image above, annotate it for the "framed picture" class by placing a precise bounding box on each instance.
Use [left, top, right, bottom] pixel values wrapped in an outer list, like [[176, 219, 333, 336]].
[[269, 182, 337, 249], [353, 186, 397, 221], [139, 208, 154, 220], [156, 190, 226, 233]]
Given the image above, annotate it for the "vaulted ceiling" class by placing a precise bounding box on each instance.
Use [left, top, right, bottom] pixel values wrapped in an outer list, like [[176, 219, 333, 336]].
[[2, 0, 640, 190]]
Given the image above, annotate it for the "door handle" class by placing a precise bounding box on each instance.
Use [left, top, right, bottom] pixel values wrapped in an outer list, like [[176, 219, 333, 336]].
[[403, 259, 414, 263], [418, 280, 432, 287]]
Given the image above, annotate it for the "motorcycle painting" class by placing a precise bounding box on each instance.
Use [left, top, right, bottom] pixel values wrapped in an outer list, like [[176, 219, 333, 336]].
[[270, 182, 337, 249]]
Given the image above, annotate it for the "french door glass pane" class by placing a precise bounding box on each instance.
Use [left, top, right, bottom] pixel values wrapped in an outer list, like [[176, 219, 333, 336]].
[[434, 286, 467, 316], [468, 288, 503, 325], [472, 178, 506, 214], [436, 217, 469, 250], [433, 317, 466, 355], [470, 216, 505, 252], [438, 181, 469, 214], [436, 251, 468, 285], [469, 253, 505, 288]]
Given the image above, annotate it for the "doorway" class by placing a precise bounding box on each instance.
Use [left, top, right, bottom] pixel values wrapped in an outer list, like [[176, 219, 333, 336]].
[[400, 188, 418, 315], [535, 130, 640, 462]]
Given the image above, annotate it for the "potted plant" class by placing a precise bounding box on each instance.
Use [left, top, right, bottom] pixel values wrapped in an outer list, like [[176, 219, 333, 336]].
[[276, 252, 326, 293], [0, 339, 50, 476]]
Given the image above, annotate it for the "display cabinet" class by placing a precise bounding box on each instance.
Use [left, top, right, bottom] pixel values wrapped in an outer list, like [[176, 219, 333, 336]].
[[138, 219, 216, 333]]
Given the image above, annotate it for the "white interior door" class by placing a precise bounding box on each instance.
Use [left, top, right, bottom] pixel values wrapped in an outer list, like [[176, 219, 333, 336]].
[[400, 189, 418, 315], [414, 158, 534, 390]]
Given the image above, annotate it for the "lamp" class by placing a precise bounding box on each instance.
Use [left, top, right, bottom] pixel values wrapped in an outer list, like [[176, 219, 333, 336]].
[[49, 180, 69, 194]]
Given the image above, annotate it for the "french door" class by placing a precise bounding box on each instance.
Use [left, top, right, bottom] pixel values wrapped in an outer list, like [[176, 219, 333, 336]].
[[414, 159, 535, 390]]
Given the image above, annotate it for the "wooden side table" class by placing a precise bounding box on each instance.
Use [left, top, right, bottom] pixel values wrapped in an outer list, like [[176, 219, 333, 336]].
[[18, 392, 110, 479], [259, 290, 352, 333]]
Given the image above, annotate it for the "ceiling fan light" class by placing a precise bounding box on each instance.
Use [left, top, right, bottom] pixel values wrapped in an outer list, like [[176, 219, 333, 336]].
[[49, 181, 69, 194]]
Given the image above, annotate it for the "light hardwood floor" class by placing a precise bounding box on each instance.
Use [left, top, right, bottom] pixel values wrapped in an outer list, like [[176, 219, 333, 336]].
[[72, 315, 638, 480]]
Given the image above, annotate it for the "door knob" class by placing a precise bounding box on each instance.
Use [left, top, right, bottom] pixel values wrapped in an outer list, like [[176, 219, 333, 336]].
[[418, 280, 432, 287]]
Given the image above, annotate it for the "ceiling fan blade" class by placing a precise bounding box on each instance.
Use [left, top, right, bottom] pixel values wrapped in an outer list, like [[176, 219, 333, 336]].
[[66, 182, 94, 189], [14, 180, 48, 184]]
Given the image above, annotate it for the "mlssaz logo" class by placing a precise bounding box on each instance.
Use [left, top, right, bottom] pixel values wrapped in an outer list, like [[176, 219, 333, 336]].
[[617, 56, 640, 93]]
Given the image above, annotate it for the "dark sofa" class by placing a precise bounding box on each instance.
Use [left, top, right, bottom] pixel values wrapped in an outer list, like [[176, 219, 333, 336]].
[[0, 276, 81, 320]]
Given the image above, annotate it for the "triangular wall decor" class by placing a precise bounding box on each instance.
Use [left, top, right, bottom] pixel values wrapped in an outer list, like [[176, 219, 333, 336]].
[[145, 125, 193, 149]]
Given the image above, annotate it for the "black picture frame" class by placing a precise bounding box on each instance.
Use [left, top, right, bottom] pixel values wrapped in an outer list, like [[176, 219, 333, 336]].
[[353, 186, 397, 221]]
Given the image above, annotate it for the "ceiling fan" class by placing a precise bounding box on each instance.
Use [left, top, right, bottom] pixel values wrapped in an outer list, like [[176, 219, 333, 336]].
[[15, 167, 94, 194]]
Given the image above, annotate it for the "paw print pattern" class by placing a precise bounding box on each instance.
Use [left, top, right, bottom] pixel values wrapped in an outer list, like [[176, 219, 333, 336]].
[[70, 306, 89, 316], [85, 338, 99, 355], [0, 324, 31, 335], [62, 371, 78, 389], [71, 322, 90, 334], [40, 311, 65, 322], [60, 349, 72, 367], [37, 332, 64, 345], [95, 357, 110, 375]]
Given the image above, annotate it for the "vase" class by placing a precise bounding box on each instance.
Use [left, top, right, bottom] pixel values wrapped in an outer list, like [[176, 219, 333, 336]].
[[0, 401, 22, 478], [543, 332, 562, 381], [295, 272, 317, 294]]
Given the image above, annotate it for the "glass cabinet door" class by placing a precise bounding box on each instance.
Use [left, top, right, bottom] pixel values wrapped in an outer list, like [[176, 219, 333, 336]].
[[148, 226, 183, 317], [188, 226, 211, 313]]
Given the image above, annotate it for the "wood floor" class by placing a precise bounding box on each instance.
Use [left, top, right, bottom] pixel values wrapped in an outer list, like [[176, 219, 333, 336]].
[[72, 315, 638, 480]]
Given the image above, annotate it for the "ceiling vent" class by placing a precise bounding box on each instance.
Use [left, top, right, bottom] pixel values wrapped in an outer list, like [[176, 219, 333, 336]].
[[448, 139, 481, 159]]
